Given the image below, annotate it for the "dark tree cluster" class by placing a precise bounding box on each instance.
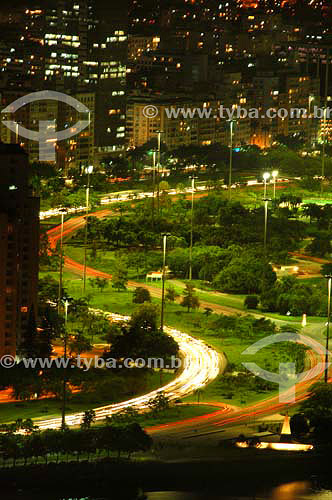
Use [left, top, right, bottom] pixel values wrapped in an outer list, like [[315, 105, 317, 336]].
[[260, 275, 326, 316], [107, 304, 179, 362], [0, 422, 152, 466]]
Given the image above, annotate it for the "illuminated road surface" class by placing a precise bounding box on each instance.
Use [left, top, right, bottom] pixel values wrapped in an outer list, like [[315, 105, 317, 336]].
[[37, 314, 223, 430], [147, 343, 327, 439], [44, 212, 328, 436], [40, 178, 292, 220]]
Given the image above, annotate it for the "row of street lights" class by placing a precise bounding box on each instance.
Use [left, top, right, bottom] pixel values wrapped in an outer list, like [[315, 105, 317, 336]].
[[57, 165, 93, 428], [260, 170, 331, 382], [55, 158, 332, 431], [58, 164, 93, 307]]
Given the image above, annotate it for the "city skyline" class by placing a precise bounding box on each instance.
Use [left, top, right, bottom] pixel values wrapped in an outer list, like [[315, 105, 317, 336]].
[[0, 2, 332, 498]]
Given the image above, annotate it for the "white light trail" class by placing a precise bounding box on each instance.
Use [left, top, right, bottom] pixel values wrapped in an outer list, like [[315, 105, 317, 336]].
[[36, 312, 222, 430]]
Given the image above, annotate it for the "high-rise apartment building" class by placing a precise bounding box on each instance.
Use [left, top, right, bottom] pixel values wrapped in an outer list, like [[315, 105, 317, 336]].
[[41, 0, 127, 161], [0, 144, 39, 357], [0, 0, 128, 170], [127, 96, 251, 149], [250, 72, 320, 148]]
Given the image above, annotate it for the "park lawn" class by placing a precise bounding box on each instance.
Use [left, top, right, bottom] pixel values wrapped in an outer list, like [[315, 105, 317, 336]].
[[51, 273, 306, 407], [183, 377, 279, 408], [158, 308, 306, 406], [91, 404, 219, 430], [65, 244, 117, 274], [44, 264, 324, 329], [186, 287, 246, 311], [64, 244, 248, 311], [303, 197, 332, 205], [260, 311, 323, 324], [64, 244, 146, 280], [135, 278, 247, 312], [299, 277, 325, 286], [0, 371, 176, 425], [139, 404, 219, 428], [63, 243, 326, 321], [61, 273, 309, 377]]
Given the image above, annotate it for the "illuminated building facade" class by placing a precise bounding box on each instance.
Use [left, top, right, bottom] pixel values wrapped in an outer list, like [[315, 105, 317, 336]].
[[42, 0, 127, 162], [127, 97, 250, 150], [128, 35, 160, 62], [4, 0, 128, 169], [250, 72, 320, 148]]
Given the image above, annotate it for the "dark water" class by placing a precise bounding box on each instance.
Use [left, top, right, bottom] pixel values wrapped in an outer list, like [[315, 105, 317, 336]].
[[7, 482, 332, 500], [144, 487, 332, 500], [51, 483, 332, 500]]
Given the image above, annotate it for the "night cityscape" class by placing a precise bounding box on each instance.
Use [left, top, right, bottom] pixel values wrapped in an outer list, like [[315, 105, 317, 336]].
[[2, 0, 332, 499]]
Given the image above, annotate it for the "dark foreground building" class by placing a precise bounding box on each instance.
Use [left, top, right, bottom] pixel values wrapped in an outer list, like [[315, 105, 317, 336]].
[[0, 144, 39, 357]]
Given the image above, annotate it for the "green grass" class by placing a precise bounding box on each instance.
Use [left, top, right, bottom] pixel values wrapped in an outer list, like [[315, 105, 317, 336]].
[[63, 244, 326, 321], [0, 371, 175, 425], [46, 271, 307, 408], [38, 198, 329, 415], [64, 244, 248, 312], [303, 197, 332, 205], [117, 404, 218, 429]]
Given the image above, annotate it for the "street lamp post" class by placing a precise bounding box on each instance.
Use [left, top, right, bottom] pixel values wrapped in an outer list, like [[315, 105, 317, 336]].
[[325, 275, 332, 383], [228, 120, 234, 200], [189, 176, 198, 281], [307, 95, 314, 148], [321, 107, 328, 196], [58, 208, 67, 315], [151, 150, 157, 224], [61, 298, 69, 430], [160, 233, 170, 333], [83, 165, 93, 294], [156, 130, 163, 216], [272, 170, 278, 200], [263, 197, 271, 253], [322, 51, 330, 195], [263, 172, 270, 199]]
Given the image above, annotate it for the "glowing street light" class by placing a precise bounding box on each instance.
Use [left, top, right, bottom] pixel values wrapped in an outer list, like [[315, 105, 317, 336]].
[[263, 172, 270, 198], [83, 165, 93, 294], [160, 233, 170, 333], [272, 170, 278, 199]]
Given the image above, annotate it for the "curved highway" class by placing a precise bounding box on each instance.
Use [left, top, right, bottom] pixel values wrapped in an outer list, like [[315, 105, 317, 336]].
[[43, 210, 328, 436], [37, 313, 224, 430]]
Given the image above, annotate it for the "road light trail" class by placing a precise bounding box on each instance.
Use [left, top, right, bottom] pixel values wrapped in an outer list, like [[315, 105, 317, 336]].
[[45, 211, 328, 436], [148, 341, 327, 439], [36, 314, 224, 430]]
